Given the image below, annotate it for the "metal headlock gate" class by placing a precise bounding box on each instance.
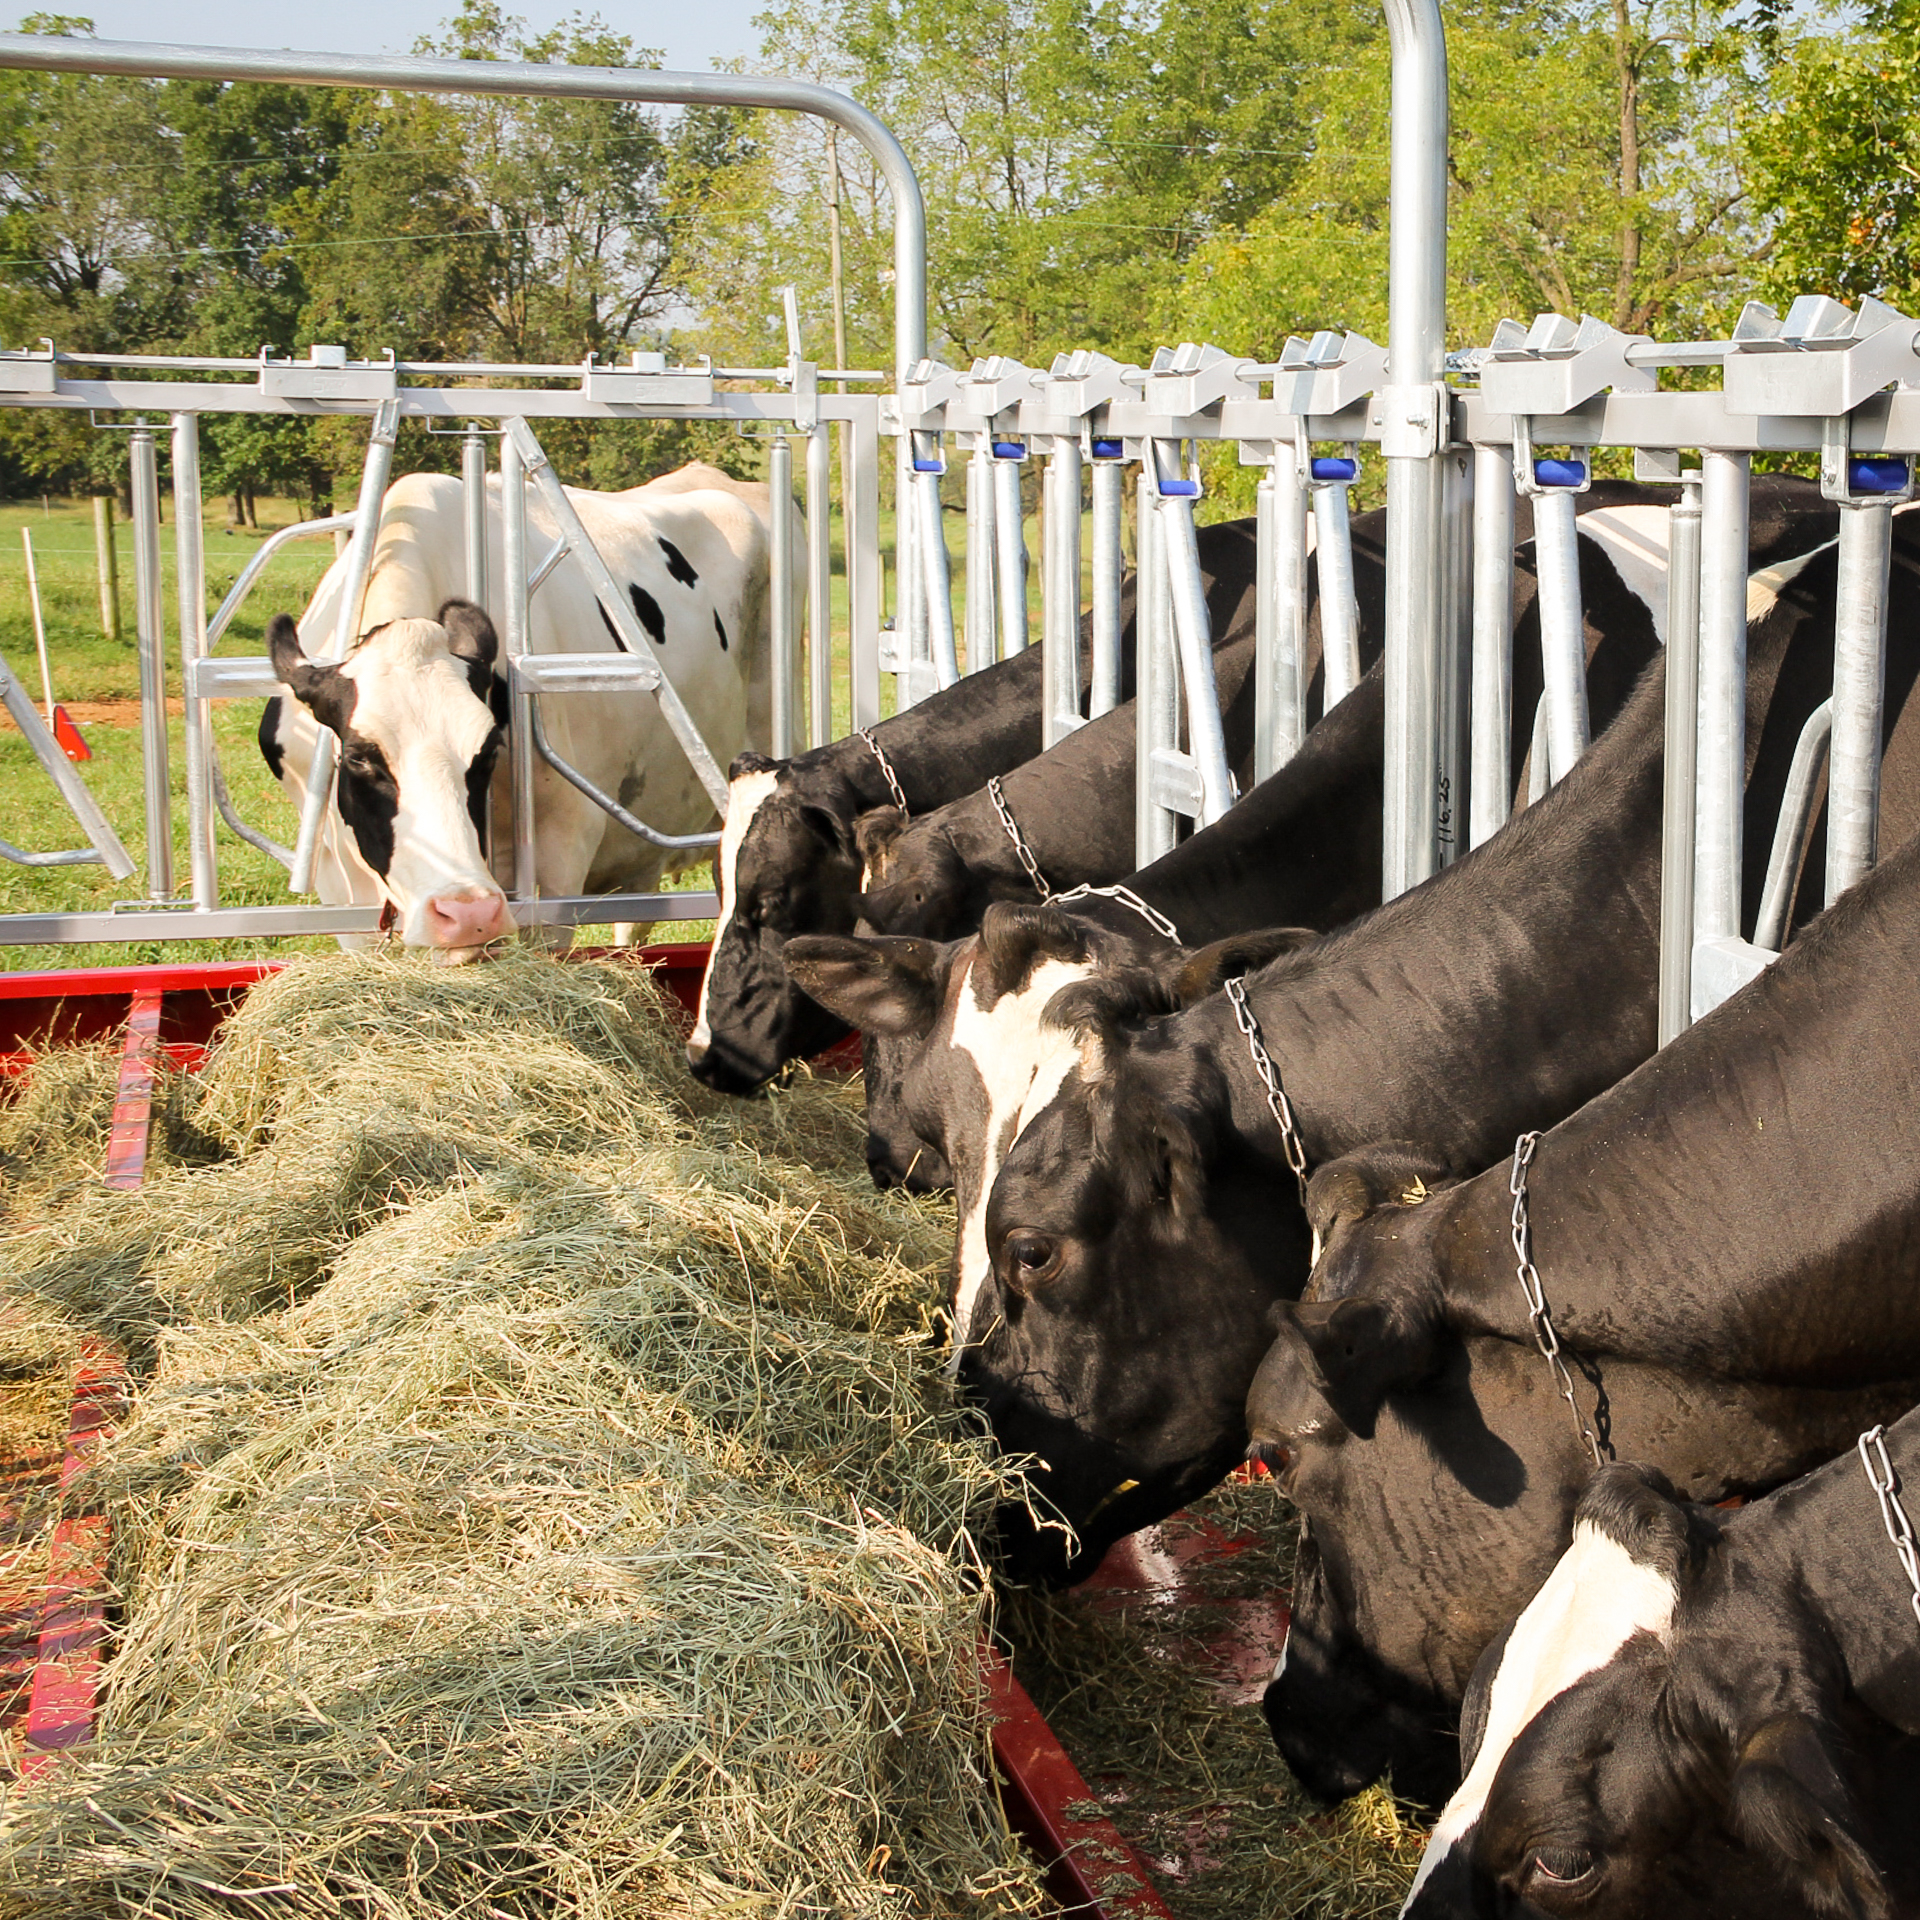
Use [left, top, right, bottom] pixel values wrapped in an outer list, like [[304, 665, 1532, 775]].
[[1, 21, 1917, 1043]]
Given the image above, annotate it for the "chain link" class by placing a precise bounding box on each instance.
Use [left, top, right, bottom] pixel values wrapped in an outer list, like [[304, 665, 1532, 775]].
[[858, 727, 910, 819], [987, 775, 1053, 900], [1052, 882, 1183, 944], [1510, 1131, 1608, 1471], [1222, 975, 1309, 1206], [1857, 1425, 1920, 1631]]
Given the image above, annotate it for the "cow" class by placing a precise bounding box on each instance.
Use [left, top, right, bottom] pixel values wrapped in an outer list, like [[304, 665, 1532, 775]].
[[685, 518, 1265, 1097], [1253, 811, 1920, 1806], [814, 478, 1830, 1198], [1401, 1452, 1920, 1917], [259, 465, 788, 957], [956, 506, 1914, 1614]]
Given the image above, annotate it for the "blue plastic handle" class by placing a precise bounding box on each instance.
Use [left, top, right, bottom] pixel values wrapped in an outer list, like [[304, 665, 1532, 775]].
[[991, 440, 1026, 460], [1157, 478, 1201, 497], [1533, 458, 1588, 488], [1849, 458, 1910, 495], [1310, 457, 1359, 482], [1091, 438, 1126, 460], [911, 459, 945, 474]]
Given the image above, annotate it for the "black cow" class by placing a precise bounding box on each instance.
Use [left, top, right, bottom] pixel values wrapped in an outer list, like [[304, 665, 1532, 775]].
[[960, 504, 1901, 1604], [1403, 1451, 1920, 1918], [686, 518, 1262, 1099], [1254, 813, 1920, 1805]]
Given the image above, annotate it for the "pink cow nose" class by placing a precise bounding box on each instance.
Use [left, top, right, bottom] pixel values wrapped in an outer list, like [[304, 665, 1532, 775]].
[[425, 889, 511, 949]]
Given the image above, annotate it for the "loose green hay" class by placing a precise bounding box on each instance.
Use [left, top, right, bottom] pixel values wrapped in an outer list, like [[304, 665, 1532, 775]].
[[0, 950, 1045, 1918]]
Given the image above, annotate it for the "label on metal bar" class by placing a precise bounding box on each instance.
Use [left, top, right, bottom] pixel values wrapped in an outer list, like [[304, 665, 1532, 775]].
[[259, 360, 399, 402], [581, 365, 715, 407], [511, 652, 663, 696], [0, 352, 58, 393], [1148, 747, 1205, 818]]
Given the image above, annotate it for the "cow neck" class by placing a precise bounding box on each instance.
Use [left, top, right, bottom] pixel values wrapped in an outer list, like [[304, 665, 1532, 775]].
[[1221, 655, 1669, 1178], [1434, 824, 1920, 1390]]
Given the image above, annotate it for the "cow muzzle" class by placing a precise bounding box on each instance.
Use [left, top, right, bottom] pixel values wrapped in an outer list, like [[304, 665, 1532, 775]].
[[421, 887, 513, 955]]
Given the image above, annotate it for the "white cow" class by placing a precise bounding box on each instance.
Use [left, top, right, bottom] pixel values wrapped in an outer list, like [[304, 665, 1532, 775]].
[[259, 463, 795, 957]]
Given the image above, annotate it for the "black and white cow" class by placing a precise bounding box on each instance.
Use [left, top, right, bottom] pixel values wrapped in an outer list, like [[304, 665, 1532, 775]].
[[1403, 1451, 1920, 1918], [1252, 809, 1920, 1806], [686, 518, 1264, 1096], [958, 502, 1903, 1604], [260, 465, 787, 957]]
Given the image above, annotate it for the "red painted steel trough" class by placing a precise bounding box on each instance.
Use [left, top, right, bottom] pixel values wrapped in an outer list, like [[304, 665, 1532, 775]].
[[0, 951, 1286, 1915]]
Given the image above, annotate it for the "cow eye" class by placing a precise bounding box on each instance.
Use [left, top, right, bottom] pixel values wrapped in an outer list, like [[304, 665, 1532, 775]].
[[1000, 1230, 1063, 1293], [1528, 1845, 1595, 1887]]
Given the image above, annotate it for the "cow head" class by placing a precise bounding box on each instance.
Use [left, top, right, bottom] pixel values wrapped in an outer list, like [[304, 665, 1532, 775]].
[[957, 972, 1316, 1587], [268, 601, 510, 956], [1411, 1464, 1892, 1920], [687, 753, 863, 1093], [854, 807, 981, 940]]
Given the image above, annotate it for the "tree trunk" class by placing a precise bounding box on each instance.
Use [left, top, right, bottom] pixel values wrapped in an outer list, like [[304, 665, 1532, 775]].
[[1612, 0, 1642, 331]]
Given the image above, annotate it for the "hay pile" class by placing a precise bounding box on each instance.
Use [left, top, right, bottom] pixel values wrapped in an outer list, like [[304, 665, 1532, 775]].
[[0, 952, 1047, 1918]]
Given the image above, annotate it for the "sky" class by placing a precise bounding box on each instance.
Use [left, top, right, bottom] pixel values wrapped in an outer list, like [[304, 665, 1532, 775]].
[[48, 0, 765, 83]]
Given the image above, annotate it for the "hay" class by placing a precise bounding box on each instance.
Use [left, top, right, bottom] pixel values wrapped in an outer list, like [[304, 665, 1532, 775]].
[[0, 951, 1044, 1919], [1001, 1476, 1429, 1918]]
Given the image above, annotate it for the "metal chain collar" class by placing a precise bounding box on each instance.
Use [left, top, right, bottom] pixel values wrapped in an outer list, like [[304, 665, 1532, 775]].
[[1222, 975, 1309, 1206], [1052, 882, 1183, 945], [858, 727, 910, 818], [1510, 1131, 1608, 1471], [1857, 1425, 1920, 1631], [987, 775, 1053, 900]]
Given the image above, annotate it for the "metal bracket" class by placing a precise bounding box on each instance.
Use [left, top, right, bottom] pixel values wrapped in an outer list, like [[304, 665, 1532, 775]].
[[1510, 415, 1592, 497], [581, 350, 716, 408], [1477, 312, 1655, 416], [258, 344, 399, 403], [1819, 412, 1917, 504], [1725, 296, 1920, 419], [1140, 341, 1261, 418], [1274, 329, 1388, 418], [0, 345, 58, 393], [1373, 381, 1448, 459]]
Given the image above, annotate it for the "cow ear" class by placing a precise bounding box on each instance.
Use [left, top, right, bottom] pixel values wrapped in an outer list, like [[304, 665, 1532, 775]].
[[781, 933, 947, 1039], [730, 750, 780, 780], [267, 613, 328, 705], [1044, 968, 1177, 1056], [977, 901, 1091, 995], [1725, 1714, 1891, 1920], [1167, 927, 1320, 1007], [796, 804, 849, 855], [1305, 1143, 1453, 1255], [437, 598, 500, 670], [854, 807, 907, 882], [1272, 1295, 1435, 1437]]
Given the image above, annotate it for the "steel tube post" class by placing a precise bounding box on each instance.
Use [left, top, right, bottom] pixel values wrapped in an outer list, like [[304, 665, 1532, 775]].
[[462, 425, 489, 602], [1438, 445, 1474, 862], [1379, 0, 1450, 898], [1469, 444, 1515, 847], [1314, 482, 1363, 705], [966, 443, 994, 673], [916, 465, 959, 690], [768, 433, 796, 754], [1255, 455, 1310, 780], [848, 410, 882, 730], [1658, 474, 1703, 1043], [171, 412, 216, 908], [1089, 458, 1123, 712], [1162, 494, 1235, 826], [1692, 450, 1752, 947], [806, 423, 833, 749], [993, 454, 1028, 662], [1532, 485, 1590, 784], [1827, 500, 1893, 903], [1042, 438, 1084, 745], [129, 425, 172, 900], [1135, 472, 1176, 865], [500, 429, 538, 903]]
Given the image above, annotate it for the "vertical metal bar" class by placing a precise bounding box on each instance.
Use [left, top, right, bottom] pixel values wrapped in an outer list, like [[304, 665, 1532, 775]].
[[290, 398, 399, 895], [807, 422, 833, 749], [1527, 693, 1551, 807], [996, 454, 1030, 663], [966, 442, 994, 674], [1135, 472, 1176, 865], [1533, 485, 1591, 785], [768, 432, 796, 755], [1314, 482, 1363, 706], [915, 465, 959, 691], [1055, 438, 1083, 724], [898, 447, 926, 707], [171, 413, 216, 909], [1437, 446, 1473, 863], [500, 428, 538, 903], [93, 494, 119, 640], [1089, 457, 1123, 712], [849, 406, 882, 731], [1041, 456, 1065, 746], [1692, 450, 1752, 946], [1380, 0, 1450, 899], [1827, 500, 1893, 903], [1658, 474, 1703, 1045], [462, 425, 489, 603], [1161, 492, 1235, 825], [1255, 454, 1310, 780], [129, 426, 172, 901], [1469, 445, 1515, 847]]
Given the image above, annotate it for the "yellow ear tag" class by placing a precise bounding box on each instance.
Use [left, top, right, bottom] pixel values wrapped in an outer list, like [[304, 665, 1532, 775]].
[[1399, 1176, 1428, 1205]]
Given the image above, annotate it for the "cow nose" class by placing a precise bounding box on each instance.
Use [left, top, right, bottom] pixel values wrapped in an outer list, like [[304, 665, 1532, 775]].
[[686, 1039, 709, 1069], [426, 889, 510, 949]]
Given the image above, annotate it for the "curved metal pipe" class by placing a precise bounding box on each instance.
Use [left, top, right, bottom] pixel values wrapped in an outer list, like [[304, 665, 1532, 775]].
[[528, 698, 723, 851], [1754, 698, 1831, 954]]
